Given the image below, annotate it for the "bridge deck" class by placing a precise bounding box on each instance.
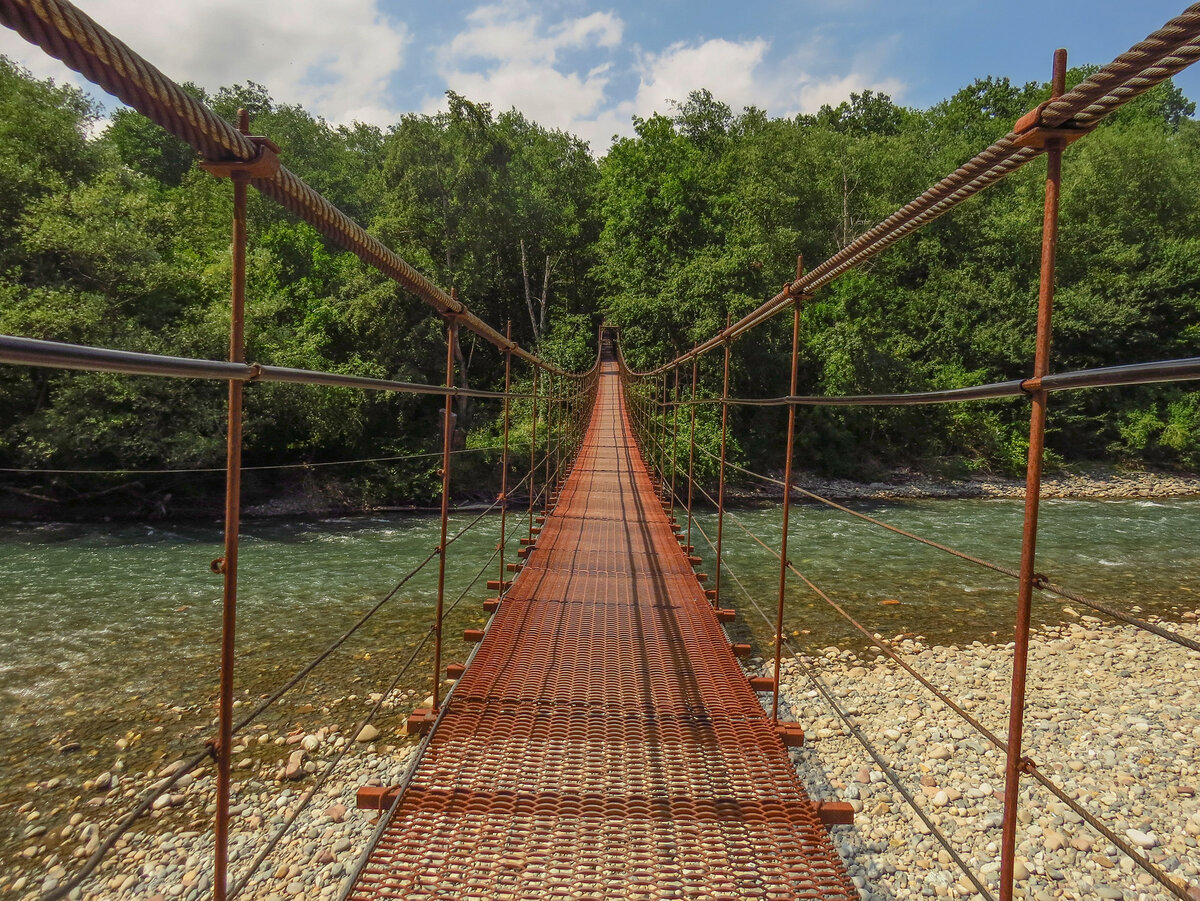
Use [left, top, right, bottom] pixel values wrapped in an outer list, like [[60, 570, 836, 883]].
[[349, 360, 856, 899]]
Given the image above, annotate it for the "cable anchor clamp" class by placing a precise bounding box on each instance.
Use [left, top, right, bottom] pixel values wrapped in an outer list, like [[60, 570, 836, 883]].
[[198, 136, 282, 180], [1012, 102, 1095, 150]]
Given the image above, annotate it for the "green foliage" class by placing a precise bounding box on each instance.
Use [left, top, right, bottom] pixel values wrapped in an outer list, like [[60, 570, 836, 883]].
[[0, 55, 1197, 516], [597, 81, 1200, 478]]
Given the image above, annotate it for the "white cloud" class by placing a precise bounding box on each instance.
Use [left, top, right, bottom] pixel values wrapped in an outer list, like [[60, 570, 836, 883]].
[[630, 37, 904, 122], [430, 2, 623, 147], [431, 5, 904, 153], [0, 0, 410, 126]]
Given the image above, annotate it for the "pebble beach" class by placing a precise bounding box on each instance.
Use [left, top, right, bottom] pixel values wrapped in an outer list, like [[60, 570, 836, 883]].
[[777, 609, 1200, 901], [3, 701, 423, 901]]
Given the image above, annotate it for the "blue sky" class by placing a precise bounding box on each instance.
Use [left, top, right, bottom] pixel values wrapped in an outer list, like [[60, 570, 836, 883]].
[[3, 1, 1198, 152]]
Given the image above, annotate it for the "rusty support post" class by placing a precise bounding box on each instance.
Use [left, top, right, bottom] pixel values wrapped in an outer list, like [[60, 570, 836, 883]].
[[528, 367, 539, 541], [669, 363, 681, 513], [1000, 48, 1067, 901], [657, 372, 669, 494], [432, 314, 458, 712], [773, 287, 802, 723], [714, 314, 732, 607], [554, 375, 563, 491], [685, 355, 699, 573], [498, 321, 512, 588], [213, 108, 251, 901], [544, 372, 554, 513]]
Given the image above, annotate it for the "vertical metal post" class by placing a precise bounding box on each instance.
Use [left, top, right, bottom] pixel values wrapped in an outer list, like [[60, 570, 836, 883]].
[[432, 314, 458, 712], [659, 373, 670, 496], [553, 375, 562, 490], [668, 363, 681, 513], [685, 354, 699, 572], [544, 372, 554, 512], [713, 313, 732, 607], [528, 367, 539, 540], [213, 108, 250, 901], [773, 282, 803, 723], [498, 321, 512, 587], [1000, 48, 1067, 901]]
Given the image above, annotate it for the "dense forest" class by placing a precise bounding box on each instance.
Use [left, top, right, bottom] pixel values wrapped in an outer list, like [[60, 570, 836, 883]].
[[1, 55, 1198, 515]]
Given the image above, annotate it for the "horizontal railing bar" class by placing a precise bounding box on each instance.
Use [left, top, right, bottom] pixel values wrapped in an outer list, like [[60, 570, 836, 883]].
[[0, 0, 592, 377], [662, 356, 1200, 408], [0, 335, 530, 399]]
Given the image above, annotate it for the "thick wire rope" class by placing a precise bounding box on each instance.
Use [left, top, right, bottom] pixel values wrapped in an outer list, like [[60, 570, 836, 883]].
[[0, 0, 589, 377], [635, 13, 1200, 374]]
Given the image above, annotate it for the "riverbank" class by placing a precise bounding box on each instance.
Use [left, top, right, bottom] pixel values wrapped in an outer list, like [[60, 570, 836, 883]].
[[4, 464, 1199, 522], [773, 609, 1200, 900], [731, 465, 1200, 505]]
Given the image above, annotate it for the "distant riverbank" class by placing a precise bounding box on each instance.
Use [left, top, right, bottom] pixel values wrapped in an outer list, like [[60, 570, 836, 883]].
[[730, 465, 1200, 505], [3, 464, 1197, 522]]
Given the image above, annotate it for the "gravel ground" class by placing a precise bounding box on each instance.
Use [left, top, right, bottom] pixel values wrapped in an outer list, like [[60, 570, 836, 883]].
[[733, 468, 1200, 504], [774, 609, 1200, 900], [4, 707, 422, 901]]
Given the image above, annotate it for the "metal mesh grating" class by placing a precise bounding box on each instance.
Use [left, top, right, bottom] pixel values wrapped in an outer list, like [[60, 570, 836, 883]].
[[348, 361, 857, 900]]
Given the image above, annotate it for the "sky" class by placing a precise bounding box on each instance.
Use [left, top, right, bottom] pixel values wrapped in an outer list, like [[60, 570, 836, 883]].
[[3, 0, 1199, 153]]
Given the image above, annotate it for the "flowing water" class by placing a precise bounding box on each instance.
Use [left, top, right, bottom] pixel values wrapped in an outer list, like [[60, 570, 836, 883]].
[[1, 498, 1198, 855]]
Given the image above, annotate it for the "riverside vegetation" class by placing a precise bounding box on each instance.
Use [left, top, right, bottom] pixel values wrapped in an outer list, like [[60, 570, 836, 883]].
[[1, 57, 1199, 517]]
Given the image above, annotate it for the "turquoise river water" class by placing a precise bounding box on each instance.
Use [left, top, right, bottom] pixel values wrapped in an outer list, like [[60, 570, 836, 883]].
[[1, 497, 1198, 856]]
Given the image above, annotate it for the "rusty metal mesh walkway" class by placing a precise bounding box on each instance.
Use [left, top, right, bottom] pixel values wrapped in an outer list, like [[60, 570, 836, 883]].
[[348, 359, 856, 900]]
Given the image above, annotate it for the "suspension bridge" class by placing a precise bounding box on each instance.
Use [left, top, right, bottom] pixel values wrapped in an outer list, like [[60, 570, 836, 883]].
[[2, 1, 1200, 900]]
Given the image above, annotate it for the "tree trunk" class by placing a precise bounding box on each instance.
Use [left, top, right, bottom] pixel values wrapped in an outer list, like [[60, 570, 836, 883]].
[[521, 239, 540, 343], [452, 326, 471, 443]]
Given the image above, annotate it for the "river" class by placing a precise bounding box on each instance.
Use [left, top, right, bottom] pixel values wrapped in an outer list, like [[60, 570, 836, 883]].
[[1, 497, 1197, 858]]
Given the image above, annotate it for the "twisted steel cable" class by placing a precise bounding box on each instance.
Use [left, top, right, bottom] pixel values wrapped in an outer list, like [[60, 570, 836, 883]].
[[642, 6, 1200, 372], [0, 0, 576, 375]]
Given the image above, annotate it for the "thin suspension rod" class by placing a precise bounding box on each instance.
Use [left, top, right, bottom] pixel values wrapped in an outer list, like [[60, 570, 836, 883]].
[[669, 364, 681, 515], [529, 367, 539, 542], [773, 296, 802, 723], [432, 316, 458, 712], [714, 314, 732, 608], [685, 355, 699, 563], [498, 321, 512, 589], [213, 108, 251, 901], [1001, 48, 1067, 901], [544, 371, 554, 513]]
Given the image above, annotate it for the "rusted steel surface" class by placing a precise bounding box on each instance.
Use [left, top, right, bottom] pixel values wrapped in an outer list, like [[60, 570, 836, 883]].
[[213, 108, 252, 901], [1000, 48, 1068, 901], [348, 357, 855, 900]]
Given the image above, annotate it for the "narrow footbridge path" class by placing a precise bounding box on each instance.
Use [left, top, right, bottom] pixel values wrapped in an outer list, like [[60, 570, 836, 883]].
[[348, 356, 856, 899]]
